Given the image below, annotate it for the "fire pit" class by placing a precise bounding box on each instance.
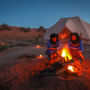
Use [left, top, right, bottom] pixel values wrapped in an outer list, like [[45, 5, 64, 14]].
[[56, 45, 83, 77], [37, 54, 44, 59], [38, 45, 83, 79]]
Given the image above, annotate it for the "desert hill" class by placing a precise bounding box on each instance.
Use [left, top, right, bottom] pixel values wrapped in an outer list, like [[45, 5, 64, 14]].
[[0, 24, 46, 46]]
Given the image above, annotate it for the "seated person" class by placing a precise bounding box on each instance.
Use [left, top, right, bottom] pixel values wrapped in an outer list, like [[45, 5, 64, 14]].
[[46, 33, 61, 60], [68, 32, 84, 62]]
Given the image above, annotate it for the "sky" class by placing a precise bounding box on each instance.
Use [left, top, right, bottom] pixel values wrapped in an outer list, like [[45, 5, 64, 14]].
[[0, 0, 90, 28]]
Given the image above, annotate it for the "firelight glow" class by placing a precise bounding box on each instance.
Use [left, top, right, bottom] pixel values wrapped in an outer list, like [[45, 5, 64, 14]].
[[1, 42, 5, 46], [61, 47, 72, 62], [40, 54, 43, 58], [37, 54, 43, 59], [36, 45, 40, 48], [68, 65, 74, 72], [62, 49, 66, 57]]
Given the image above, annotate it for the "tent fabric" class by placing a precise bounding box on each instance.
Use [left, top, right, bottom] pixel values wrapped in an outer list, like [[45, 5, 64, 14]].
[[44, 16, 90, 40]]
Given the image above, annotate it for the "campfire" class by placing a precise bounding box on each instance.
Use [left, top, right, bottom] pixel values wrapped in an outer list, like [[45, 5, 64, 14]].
[[60, 46, 78, 73], [56, 45, 82, 75], [36, 45, 41, 48], [39, 45, 82, 79], [61, 45, 72, 62], [1, 42, 5, 46], [37, 54, 43, 59], [67, 65, 74, 72]]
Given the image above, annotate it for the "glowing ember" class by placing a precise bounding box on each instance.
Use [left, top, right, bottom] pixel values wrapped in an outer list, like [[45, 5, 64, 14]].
[[68, 65, 74, 72], [1, 42, 5, 46], [37, 54, 43, 59], [36, 45, 40, 48], [61, 46, 72, 62], [61, 34, 66, 39], [40, 54, 43, 58]]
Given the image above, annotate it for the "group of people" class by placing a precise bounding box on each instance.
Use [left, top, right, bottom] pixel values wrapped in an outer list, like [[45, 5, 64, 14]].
[[46, 32, 84, 62]]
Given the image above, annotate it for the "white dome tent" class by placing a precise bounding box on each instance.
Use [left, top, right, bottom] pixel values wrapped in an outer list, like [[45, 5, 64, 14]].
[[44, 16, 90, 44]]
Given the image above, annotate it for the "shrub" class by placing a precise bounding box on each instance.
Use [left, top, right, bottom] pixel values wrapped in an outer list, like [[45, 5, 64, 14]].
[[38, 26, 43, 32], [0, 27, 3, 30], [1, 23, 8, 27], [20, 27, 30, 32], [1, 24, 11, 30], [20, 27, 25, 31], [0, 45, 8, 52], [35, 37, 39, 41], [23, 29, 30, 32]]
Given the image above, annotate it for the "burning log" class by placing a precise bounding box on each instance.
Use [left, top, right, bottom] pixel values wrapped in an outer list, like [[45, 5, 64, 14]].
[[56, 59, 74, 75], [56, 67, 66, 75], [67, 65, 74, 72], [56, 60, 82, 76]]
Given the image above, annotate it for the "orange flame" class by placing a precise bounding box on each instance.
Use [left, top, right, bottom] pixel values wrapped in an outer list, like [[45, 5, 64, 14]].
[[39, 54, 43, 58], [37, 54, 43, 59], [61, 45, 72, 62], [36, 45, 40, 48], [68, 65, 74, 72]]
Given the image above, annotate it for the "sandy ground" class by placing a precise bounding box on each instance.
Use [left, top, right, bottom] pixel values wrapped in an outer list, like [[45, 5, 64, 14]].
[[0, 46, 47, 66], [0, 46, 90, 90]]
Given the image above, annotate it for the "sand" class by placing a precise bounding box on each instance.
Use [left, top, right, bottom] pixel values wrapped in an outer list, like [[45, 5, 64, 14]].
[[0, 45, 90, 90]]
